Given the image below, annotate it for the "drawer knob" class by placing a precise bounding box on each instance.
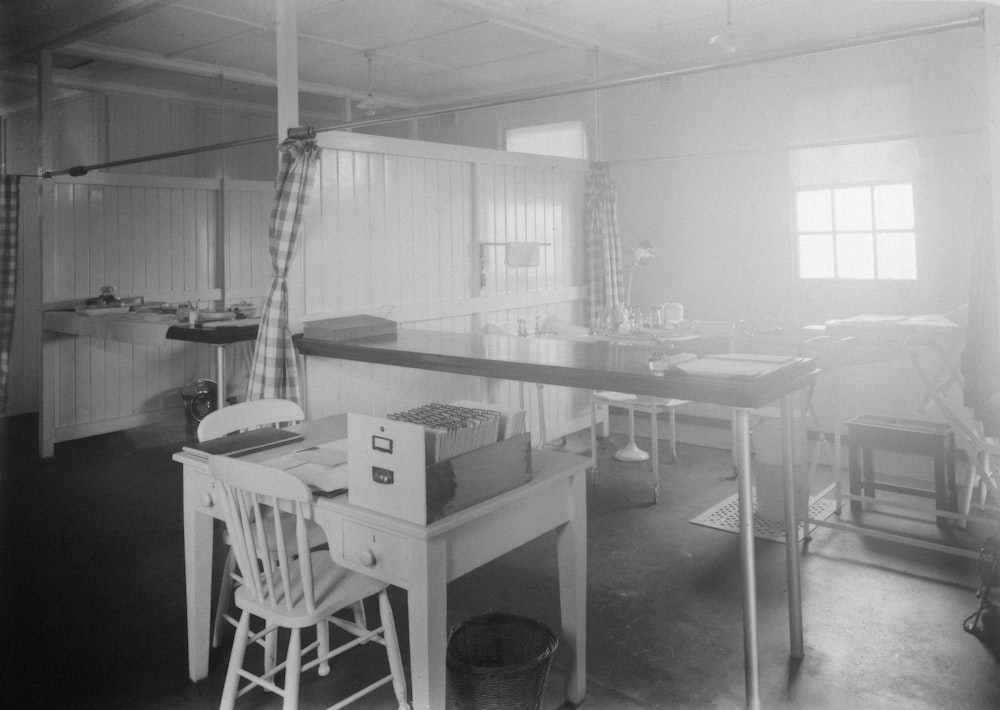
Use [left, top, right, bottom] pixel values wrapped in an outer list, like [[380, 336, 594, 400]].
[[359, 549, 377, 567], [200, 493, 214, 508]]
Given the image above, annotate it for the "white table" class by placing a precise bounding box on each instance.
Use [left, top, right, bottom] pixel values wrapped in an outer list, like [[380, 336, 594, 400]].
[[175, 415, 589, 710]]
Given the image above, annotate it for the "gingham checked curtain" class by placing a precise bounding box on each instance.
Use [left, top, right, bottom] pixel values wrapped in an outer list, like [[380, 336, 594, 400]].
[[246, 138, 319, 403], [0, 176, 18, 411], [585, 162, 625, 329], [962, 178, 1000, 437]]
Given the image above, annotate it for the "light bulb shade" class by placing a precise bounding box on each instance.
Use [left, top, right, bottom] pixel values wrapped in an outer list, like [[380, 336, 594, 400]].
[[632, 240, 655, 268]]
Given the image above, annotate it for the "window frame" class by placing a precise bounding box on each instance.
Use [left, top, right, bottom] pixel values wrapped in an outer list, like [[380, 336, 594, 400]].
[[502, 119, 588, 160], [793, 181, 917, 282]]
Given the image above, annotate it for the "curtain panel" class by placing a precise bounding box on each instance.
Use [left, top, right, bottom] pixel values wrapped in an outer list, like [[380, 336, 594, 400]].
[[246, 139, 320, 403], [585, 162, 625, 329], [0, 175, 18, 411]]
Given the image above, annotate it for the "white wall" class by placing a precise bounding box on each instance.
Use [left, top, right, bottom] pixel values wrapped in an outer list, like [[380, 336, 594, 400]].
[[601, 28, 987, 328]]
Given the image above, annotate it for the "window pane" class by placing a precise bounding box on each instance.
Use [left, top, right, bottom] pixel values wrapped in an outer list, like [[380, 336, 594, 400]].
[[836, 232, 875, 278], [796, 190, 831, 232], [798, 233, 835, 278], [874, 183, 914, 230], [506, 121, 587, 159], [876, 232, 917, 279], [834, 187, 872, 231]]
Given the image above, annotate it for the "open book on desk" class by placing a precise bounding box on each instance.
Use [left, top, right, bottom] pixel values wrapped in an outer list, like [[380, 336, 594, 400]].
[[265, 438, 349, 494]]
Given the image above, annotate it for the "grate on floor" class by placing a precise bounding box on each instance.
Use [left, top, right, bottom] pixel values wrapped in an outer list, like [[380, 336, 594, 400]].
[[690, 491, 838, 543]]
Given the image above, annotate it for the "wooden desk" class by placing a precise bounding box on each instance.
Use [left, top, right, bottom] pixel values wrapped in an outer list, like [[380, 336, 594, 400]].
[[296, 329, 819, 710], [175, 415, 589, 710]]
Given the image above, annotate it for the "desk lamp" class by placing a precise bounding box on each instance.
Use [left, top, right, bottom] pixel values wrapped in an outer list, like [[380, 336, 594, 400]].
[[608, 240, 658, 464], [626, 240, 655, 309]]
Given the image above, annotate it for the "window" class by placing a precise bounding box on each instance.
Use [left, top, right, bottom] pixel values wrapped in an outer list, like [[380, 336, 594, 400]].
[[795, 183, 916, 280], [505, 120, 587, 159]]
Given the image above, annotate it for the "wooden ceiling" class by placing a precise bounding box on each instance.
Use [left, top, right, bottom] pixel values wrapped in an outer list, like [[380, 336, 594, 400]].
[[0, 0, 989, 120]]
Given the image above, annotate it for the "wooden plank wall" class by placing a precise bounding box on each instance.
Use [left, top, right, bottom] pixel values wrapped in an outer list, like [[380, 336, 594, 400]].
[[294, 132, 590, 444], [33, 173, 271, 436]]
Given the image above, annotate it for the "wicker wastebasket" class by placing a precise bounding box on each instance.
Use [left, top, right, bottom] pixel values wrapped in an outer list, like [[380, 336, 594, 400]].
[[446, 613, 558, 710]]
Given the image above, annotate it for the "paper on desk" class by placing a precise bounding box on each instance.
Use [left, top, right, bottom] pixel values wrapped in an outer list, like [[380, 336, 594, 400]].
[[269, 439, 348, 492]]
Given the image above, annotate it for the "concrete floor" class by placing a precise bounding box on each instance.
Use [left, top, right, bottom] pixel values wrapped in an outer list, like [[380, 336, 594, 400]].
[[2, 412, 999, 709]]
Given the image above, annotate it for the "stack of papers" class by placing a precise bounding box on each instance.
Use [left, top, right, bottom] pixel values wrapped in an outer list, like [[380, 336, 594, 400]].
[[385, 403, 504, 463], [671, 353, 797, 379]]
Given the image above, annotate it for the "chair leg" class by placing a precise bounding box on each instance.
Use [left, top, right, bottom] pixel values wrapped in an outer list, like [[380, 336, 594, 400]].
[[650, 407, 660, 503], [379, 591, 411, 710], [282, 628, 302, 710], [590, 399, 599, 486], [352, 600, 368, 631], [221, 610, 252, 710], [213, 548, 237, 648], [264, 625, 278, 677], [316, 620, 331, 676]]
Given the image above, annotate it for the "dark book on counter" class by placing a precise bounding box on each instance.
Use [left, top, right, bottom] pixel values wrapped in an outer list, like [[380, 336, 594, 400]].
[[302, 315, 397, 342], [182, 427, 302, 458]]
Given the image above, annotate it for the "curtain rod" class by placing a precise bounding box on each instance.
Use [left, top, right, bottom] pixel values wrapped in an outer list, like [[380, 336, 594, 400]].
[[40, 12, 982, 180]]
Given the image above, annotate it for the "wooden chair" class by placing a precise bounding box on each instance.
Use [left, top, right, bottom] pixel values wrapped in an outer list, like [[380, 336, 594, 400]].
[[590, 391, 687, 503], [208, 454, 409, 710], [198, 398, 335, 649]]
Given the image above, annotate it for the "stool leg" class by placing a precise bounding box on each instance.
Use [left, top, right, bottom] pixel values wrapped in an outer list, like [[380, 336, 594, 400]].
[[668, 407, 677, 462], [849, 438, 862, 515], [861, 445, 875, 507], [934, 450, 950, 528], [651, 408, 659, 504], [614, 408, 650, 462], [535, 383, 547, 449]]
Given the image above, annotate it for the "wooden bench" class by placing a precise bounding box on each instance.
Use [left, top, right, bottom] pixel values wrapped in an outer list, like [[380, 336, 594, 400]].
[[846, 414, 956, 527]]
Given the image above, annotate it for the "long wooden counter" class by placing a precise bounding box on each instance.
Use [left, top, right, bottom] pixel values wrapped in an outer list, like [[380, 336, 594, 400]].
[[294, 328, 817, 409], [294, 327, 819, 710]]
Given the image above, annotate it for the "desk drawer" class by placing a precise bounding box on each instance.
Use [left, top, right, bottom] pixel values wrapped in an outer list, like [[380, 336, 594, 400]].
[[341, 521, 410, 585]]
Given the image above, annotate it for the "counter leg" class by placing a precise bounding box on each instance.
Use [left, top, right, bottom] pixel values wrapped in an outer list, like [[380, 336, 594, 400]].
[[734, 408, 761, 710], [407, 540, 448, 710], [781, 395, 804, 659], [184, 471, 215, 682], [557, 469, 587, 705], [215, 344, 227, 410], [39, 331, 56, 458]]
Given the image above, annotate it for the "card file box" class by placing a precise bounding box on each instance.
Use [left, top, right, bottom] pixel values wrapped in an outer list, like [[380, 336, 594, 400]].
[[347, 412, 531, 525]]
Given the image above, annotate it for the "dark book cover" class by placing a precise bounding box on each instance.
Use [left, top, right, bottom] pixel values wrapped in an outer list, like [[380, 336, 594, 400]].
[[302, 315, 397, 342], [182, 427, 303, 458]]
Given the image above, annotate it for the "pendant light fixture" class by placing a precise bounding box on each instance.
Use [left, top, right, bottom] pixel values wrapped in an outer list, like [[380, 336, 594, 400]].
[[356, 50, 384, 117], [709, 0, 743, 54]]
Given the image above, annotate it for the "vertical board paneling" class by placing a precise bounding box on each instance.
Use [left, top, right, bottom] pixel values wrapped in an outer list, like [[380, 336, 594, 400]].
[[25, 174, 270, 433], [295, 140, 587, 435]]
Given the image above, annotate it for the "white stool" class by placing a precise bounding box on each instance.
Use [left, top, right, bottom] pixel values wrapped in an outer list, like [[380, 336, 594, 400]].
[[591, 391, 687, 503]]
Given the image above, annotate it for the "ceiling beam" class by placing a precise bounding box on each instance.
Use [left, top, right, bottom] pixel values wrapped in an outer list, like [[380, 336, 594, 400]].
[[1, 0, 178, 67], [0, 67, 337, 123], [436, 0, 660, 67], [62, 41, 418, 108]]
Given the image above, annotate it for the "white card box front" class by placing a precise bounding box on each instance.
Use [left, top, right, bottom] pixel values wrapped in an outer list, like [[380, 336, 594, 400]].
[[347, 413, 531, 525]]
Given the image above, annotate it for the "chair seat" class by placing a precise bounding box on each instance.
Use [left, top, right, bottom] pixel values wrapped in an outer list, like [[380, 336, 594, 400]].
[[235, 550, 388, 629]]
